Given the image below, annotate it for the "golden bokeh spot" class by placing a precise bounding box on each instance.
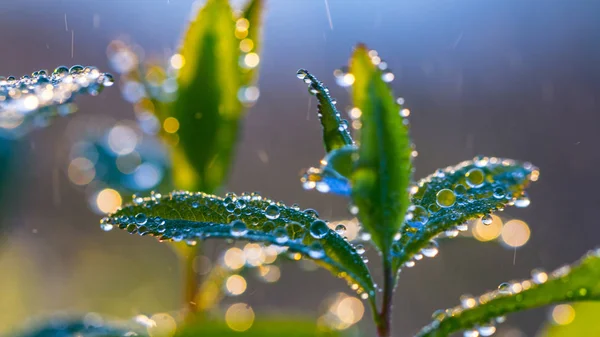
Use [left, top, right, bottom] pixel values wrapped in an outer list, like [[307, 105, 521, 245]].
[[225, 303, 255, 332], [96, 188, 122, 214], [68, 157, 95, 185], [225, 275, 247, 296], [169, 54, 185, 70], [243, 53, 260, 68], [551, 304, 575, 325], [258, 265, 281, 283], [239, 38, 254, 52], [501, 219, 531, 248], [223, 247, 246, 270], [472, 215, 503, 242], [163, 117, 180, 134]]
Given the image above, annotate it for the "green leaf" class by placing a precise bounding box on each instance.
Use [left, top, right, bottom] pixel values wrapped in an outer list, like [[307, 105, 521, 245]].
[[301, 145, 357, 196], [102, 191, 376, 301], [176, 317, 344, 337], [349, 45, 413, 254], [416, 248, 600, 337], [539, 302, 600, 336], [296, 69, 354, 153], [391, 157, 539, 273], [0, 66, 113, 138], [172, 0, 262, 192], [239, 0, 263, 86]]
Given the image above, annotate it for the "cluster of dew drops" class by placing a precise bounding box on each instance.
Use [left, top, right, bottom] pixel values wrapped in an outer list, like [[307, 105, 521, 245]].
[[421, 248, 600, 337], [393, 157, 538, 270], [0, 65, 114, 135], [100, 190, 374, 300]]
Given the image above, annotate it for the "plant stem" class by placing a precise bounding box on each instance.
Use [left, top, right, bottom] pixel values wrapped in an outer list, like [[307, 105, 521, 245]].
[[182, 244, 201, 321], [377, 257, 394, 337]]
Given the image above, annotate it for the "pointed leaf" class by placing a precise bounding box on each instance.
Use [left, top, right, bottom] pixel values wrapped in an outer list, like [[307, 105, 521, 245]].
[[349, 45, 412, 253], [0, 66, 113, 138], [416, 248, 600, 337], [239, 0, 263, 86], [172, 0, 262, 192], [392, 157, 539, 272], [301, 145, 357, 196], [102, 191, 376, 301], [296, 69, 354, 153]]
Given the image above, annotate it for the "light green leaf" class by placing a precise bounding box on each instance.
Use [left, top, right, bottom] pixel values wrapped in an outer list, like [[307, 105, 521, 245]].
[[239, 0, 263, 86], [296, 69, 354, 153], [539, 302, 600, 336], [416, 249, 600, 337], [349, 45, 413, 254], [0, 66, 113, 138], [172, 0, 262, 192], [392, 157, 539, 273], [177, 317, 345, 337], [102, 191, 376, 301]]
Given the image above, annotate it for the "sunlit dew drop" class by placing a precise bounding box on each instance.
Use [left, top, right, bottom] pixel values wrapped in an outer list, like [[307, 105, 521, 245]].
[[436, 189, 456, 208], [465, 168, 485, 188], [296, 69, 308, 80], [454, 184, 467, 195], [305, 208, 319, 218], [69, 65, 84, 74], [498, 282, 512, 295], [381, 70, 394, 82], [460, 294, 477, 309], [134, 213, 147, 225], [100, 223, 114, 232], [481, 214, 493, 225], [265, 204, 280, 220], [406, 205, 429, 228], [335, 224, 347, 236], [310, 220, 329, 239], [464, 330, 480, 337], [477, 324, 496, 336], [515, 193, 531, 208], [308, 242, 325, 258], [231, 220, 248, 237], [273, 227, 288, 244], [348, 204, 359, 215], [445, 228, 459, 238], [493, 187, 505, 199], [421, 240, 439, 258], [531, 268, 548, 284]]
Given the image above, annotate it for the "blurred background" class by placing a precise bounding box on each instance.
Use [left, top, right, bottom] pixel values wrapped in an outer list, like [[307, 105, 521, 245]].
[[1, 0, 600, 336]]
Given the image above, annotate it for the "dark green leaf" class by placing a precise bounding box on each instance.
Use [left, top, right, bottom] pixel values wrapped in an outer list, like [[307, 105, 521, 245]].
[[416, 249, 600, 337], [301, 145, 357, 196], [102, 191, 376, 301], [172, 0, 262, 192], [392, 157, 539, 273], [349, 45, 413, 254], [0, 66, 113, 138], [296, 69, 354, 153]]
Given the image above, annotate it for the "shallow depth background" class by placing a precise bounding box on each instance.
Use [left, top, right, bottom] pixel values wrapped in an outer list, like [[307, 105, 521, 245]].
[[1, 0, 600, 336]]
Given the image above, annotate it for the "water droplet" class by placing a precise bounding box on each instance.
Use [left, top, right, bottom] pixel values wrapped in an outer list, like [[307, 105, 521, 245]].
[[497, 282, 512, 295], [466, 168, 485, 188], [464, 330, 479, 337], [191, 201, 199, 208], [134, 213, 147, 225], [428, 203, 441, 213], [296, 69, 308, 80], [100, 223, 114, 232], [273, 227, 289, 244], [335, 224, 347, 235], [404, 260, 415, 268], [454, 184, 467, 195], [393, 232, 401, 241], [515, 193, 531, 208], [309, 220, 329, 239], [305, 208, 319, 218], [445, 228, 459, 238], [482, 214, 493, 225], [69, 65, 84, 74], [493, 187, 505, 199], [348, 204, 359, 215], [478, 324, 496, 336], [460, 294, 477, 309], [436, 189, 456, 208], [531, 268, 548, 284], [355, 244, 366, 255], [308, 242, 325, 258], [406, 205, 429, 227], [421, 241, 439, 258], [230, 220, 248, 237], [265, 204, 280, 220]]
